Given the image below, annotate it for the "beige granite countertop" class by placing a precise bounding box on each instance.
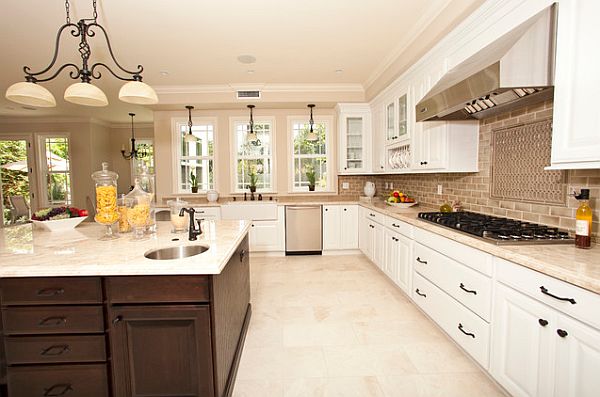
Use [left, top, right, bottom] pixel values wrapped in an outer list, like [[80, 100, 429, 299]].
[[359, 201, 600, 294], [0, 220, 250, 278]]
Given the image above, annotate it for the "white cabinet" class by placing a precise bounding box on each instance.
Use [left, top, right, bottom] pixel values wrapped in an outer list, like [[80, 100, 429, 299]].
[[371, 222, 385, 270], [491, 283, 556, 397], [491, 259, 600, 397], [337, 104, 371, 174], [249, 206, 285, 252], [384, 228, 412, 294], [358, 207, 370, 256], [323, 205, 358, 250], [550, 0, 600, 169], [371, 105, 386, 173]]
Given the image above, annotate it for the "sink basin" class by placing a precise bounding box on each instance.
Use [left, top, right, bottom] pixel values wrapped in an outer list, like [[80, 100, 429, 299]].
[[144, 245, 209, 260]]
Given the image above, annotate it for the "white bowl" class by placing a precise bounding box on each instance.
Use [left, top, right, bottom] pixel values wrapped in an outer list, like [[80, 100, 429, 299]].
[[206, 190, 219, 202], [385, 201, 418, 209], [31, 217, 86, 232]]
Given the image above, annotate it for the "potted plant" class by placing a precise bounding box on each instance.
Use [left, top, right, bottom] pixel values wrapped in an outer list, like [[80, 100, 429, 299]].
[[190, 171, 198, 193], [247, 165, 258, 193], [305, 165, 316, 191]]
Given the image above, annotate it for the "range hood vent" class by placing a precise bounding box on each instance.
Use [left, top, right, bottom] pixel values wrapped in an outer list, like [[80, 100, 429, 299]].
[[416, 5, 556, 122], [236, 90, 261, 100]]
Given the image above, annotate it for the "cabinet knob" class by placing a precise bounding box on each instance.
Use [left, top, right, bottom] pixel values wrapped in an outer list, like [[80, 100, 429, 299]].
[[240, 249, 246, 263], [557, 329, 568, 338], [538, 319, 549, 327], [343, 208, 347, 211], [344, 167, 347, 170], [112, 316, 123, 325]]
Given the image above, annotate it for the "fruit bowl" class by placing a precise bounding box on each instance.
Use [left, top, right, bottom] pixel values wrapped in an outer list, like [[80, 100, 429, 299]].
[[31, 216, 86, 232], [386, 201, 418, 209]]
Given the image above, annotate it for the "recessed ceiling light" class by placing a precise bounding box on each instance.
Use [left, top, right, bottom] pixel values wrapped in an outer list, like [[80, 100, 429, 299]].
[[22, 106, 37, 111], [247, 69, 255, 74], [159, 70, 170, 76], [335, 69, 344, 74], [237, 55, 257, 64]]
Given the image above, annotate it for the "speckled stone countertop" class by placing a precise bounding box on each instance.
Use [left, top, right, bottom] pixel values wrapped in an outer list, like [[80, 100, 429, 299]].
[[359, 201, 600, 294], [0, 220, 250, 278]]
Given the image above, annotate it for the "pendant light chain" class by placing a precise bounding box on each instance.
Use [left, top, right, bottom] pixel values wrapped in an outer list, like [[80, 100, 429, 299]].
[[65, 0, 71, 24], [93, 0, 98, 22]]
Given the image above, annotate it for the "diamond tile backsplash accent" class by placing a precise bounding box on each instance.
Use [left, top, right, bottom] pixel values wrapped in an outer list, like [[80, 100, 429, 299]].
[[338, 100, 600, 242]]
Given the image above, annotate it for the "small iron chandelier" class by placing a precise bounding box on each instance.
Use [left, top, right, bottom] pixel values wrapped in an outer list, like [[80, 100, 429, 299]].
[[5, 0, 158, 108], [121, 113, 148, 160], [184, 106, 197, 143], [306, 104, 318, 142], [247, 105, 260, 144]]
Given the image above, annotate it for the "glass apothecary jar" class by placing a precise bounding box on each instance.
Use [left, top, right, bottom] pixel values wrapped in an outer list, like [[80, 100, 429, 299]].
[[91, 162, 119, 240], [124, 178, 153, 240], [117, 194, 131, 234], [136, 164, 157, 234], [167, 198, 189, 233]]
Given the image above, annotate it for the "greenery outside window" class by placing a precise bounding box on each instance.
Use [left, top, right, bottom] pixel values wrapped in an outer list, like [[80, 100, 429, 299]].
[[131, 139, 154, 178], [38, 136, 72, 206], [174, 120, 215, 192], [232, 118, 275, 192], [289, 118, 332, 192]]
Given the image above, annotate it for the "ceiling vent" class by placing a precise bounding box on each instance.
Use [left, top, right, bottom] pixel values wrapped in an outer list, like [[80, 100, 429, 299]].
[[236, 90, 261, 100]]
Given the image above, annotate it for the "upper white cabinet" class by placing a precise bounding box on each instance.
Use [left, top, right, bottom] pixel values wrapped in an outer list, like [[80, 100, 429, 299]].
[[550, 0, 600, 169], [337, 104, 371, 174], [371, 105, 386, 173], [385, 101, 396, 142]]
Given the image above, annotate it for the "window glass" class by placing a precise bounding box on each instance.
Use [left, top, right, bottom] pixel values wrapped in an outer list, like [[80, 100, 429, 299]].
[[291, 121, 329, 191], [176, 124, 214, 192], [233, 121, 273, 192]]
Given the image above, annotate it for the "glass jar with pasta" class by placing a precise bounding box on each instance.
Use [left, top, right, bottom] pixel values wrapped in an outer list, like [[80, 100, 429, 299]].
[[91, 162, 119, 240], [124, 178, 153, 240]]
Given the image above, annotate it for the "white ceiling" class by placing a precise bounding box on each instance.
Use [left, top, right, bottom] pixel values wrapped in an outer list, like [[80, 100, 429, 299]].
[[0, 0, 482, 123]]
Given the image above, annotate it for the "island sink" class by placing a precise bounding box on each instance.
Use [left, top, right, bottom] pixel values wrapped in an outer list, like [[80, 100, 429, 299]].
[[144, 244, 209, 260]]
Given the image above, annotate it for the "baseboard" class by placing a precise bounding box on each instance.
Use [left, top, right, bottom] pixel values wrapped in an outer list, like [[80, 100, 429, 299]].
[[249, 251, 285, 257], [322, 249, 362, 256]]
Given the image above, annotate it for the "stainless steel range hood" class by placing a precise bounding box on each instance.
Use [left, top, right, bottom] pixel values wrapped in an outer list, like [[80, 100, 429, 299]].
[[416, 5, 557, 122]]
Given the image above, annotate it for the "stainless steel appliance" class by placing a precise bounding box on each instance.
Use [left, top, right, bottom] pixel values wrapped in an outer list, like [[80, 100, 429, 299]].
[[418, 211, 574, 245], [285, 205, 322, 255]]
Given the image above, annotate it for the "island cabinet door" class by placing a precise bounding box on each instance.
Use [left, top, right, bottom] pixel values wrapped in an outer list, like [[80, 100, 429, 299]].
[[108, 305, 214, 397]]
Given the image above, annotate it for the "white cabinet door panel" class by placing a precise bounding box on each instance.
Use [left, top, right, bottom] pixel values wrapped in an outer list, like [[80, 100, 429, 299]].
[[322, 205, 341, 250], [340, 205, 359, 249]]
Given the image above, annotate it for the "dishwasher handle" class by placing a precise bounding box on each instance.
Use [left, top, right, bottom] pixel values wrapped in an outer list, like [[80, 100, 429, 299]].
[[286, 206, 321, 210]]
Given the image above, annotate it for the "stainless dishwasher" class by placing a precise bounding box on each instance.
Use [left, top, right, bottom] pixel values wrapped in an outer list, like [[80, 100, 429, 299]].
[[285, 205, 322, 255]]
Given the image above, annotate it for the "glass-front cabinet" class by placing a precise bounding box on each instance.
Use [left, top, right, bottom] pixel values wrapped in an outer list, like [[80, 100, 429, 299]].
[[337, 103, 371, 174], [397, 92, 409, 141], [386, 101, 396, 142]]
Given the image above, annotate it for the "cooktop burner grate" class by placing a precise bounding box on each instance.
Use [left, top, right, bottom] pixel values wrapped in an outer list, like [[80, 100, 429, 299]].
[[417, 211, 574, 245]]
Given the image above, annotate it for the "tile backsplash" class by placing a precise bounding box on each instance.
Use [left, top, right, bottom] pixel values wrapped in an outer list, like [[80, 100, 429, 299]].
[[338, 100, 600, 241]]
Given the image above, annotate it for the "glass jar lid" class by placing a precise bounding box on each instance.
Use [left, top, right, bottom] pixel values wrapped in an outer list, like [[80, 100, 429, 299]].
[[167, 197, 189, 210], [91, 162, 118, 182]]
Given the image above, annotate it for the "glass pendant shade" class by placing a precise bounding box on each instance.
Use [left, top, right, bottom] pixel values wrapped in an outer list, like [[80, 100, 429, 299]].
[[119, 81, 159, 105], [184, 132, 197, 142], [306, 129, 318, 142], [64, 82, 108, 107], [247, 132, 258, 142], [5, 82, 57, 107]]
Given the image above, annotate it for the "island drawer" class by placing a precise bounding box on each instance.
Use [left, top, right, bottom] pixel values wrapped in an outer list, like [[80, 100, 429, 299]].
[[106, 276, 210, 303], [5, 335, 106, 365], [7, 364, 108, 397], [2, 306, 104, 335], [0, 277, 102, 306]]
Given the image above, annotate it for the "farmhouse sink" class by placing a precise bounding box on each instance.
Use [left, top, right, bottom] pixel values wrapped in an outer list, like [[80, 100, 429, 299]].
[[221, 202, 278, 220], [144, 245, 209, 260]]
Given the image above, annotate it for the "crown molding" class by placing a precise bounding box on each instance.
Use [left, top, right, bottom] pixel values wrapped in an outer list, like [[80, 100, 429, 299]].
[[154, 82, 365, 95], [0, 116, 109, 125], [109, 122, 154, 129]]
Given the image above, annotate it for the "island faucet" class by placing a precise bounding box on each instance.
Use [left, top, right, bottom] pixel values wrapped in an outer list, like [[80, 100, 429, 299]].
[[179, 207, 202, 241]]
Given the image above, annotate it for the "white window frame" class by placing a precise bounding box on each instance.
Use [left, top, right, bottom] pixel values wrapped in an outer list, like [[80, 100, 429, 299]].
[[230, 116, 277, 194], [171, 117, 218, 194], [36, 133, 73, 207], [287, 115, 334, 193]]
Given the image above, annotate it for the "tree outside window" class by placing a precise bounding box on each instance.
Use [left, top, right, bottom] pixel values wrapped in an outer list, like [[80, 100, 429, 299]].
[[233, 121, 274, 192], [41, 137, 71, 206], [177, 124, 214, 192], [291, 121, 329, 191]]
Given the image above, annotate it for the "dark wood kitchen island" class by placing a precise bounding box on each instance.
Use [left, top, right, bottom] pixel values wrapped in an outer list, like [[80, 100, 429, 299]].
[[0, 220, 252, 397]]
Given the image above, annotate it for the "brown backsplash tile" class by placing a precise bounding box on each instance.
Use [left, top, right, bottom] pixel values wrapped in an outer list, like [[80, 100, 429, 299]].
[[339, 100, 600, 241]]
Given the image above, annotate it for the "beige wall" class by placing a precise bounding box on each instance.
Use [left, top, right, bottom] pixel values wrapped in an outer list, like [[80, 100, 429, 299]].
[[0, 119, 112, 214], [153, 107, 337, 203]]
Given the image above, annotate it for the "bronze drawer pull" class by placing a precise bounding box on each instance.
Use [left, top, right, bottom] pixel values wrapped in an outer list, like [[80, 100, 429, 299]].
[[415, 288, 427, 298], [416, 257, 427, 264], [540, 286, 576, 304], [458, 323, 475, 338], [459, 283, 477, 295], [38, 316, 67, 327], [36, 287, 65, 297], [43, 383, 73, 396], [40, 344, 71, 356]]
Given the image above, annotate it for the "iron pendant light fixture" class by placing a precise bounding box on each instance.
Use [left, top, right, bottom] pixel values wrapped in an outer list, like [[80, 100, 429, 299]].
[[246, 105, 260, 144], [306, 104, 318, 142], [5, 0, 158, 108], [121, 113, 148, 160], [184, 106, 197, 142]]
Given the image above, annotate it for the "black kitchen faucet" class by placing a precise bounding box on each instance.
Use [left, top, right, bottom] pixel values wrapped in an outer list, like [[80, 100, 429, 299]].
[[179, 207, 202, 241]]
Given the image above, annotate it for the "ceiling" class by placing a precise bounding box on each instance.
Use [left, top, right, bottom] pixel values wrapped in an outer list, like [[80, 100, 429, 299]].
[[0, 0, 482, 123]]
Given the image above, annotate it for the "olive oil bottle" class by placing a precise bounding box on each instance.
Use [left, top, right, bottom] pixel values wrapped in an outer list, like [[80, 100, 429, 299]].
[[575, 189, 592, 249]]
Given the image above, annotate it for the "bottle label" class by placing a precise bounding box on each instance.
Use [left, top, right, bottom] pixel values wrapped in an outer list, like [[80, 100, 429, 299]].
[[576, 220, 589, 236]]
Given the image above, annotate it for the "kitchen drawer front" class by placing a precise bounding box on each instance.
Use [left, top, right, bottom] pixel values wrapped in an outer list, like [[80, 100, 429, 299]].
[[496, 257, 600, 330], [413, 227, 492, 276], [7, 364, 108, 397], [106, 276, 210, 304], [412, 273, 490, 369], [2, 306, 104, 335], [5, 335, 106, 365], [364, 209, 384, 225], [385, 216, 414, 238], [414, 243, 492, 321], [0, 277, 102, 305]]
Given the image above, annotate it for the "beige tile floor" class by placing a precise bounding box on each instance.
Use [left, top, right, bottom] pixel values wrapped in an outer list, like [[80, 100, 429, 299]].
[[233, 254, 507, 397]]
